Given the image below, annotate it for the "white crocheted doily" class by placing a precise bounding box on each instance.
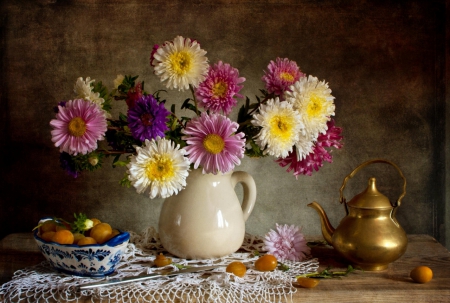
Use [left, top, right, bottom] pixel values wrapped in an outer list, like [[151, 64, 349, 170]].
[[0, 227, 319, 303]]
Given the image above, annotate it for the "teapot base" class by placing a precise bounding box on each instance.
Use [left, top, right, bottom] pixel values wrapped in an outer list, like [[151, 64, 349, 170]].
[[354, 263, 388, 271]]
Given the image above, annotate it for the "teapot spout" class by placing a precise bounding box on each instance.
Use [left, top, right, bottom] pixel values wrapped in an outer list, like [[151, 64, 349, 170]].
[[307, 201, 335, 245]]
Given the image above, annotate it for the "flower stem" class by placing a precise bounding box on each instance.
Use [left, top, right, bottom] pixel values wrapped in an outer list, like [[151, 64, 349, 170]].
[[189, 85, 200, 116], [247, 96, 271, 116], [296, 265, 357, 279], [170, 112, 185, 128]]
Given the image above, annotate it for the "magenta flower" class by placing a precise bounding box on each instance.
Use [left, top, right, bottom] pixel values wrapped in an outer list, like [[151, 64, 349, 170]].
[[127, 94, 171, 142], [149, 44, 159, 67], [264, 224, 310, 262], [276, 119, 343, 178], [195, 61, 245, 115], [182, 113, 246, 174], [262, 58, 304, 96], [126, 82, 143, 109], [50, 99, 107, 155]]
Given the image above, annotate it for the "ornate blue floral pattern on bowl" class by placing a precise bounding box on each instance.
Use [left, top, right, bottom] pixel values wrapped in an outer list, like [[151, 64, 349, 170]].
[[34, 226, 130, 277]]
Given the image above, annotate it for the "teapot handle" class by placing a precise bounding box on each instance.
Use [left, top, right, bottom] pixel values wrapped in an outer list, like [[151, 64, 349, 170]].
[[339, 159, 406, 208]]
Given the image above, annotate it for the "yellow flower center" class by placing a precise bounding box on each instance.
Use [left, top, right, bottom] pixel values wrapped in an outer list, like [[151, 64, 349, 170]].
[[68, 117, 87, 137], [169, 51, 192, 75], [212, 81, 228, 98], [306, 93, 325, 117], [269, 115, 294, 141], [279, 72, 295, 82], [203, 134, 225, 154], [145, 155, 175, 181]]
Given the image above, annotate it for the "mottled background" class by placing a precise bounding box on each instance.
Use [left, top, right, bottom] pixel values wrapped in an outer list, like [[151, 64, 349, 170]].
[[1, 0, 449, 249]]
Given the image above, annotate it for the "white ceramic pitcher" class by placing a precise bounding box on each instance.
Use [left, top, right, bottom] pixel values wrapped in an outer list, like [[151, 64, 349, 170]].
[[158, 169, 256, 259]]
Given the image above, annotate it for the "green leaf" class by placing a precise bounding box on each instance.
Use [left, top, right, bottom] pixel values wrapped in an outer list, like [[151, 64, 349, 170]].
[[244, 138, 266, 158], [237, 104, 247, 124], [181, 98, 198, 113], [113, 160, 129, 167], [173, 263, 188, 269], [278, 262, 290, 271], [102, 98, 113, 112], [66, 151, 104, 173], [153, 90, 168, 103], [119, 113, 128, 122], [119, 174, 132, 188], [112, 154, 121, 168], [91, 80, 113, 113], [118, 75, 140, 94], [71, 213, 94, 234], [296, 265, 359, 279]]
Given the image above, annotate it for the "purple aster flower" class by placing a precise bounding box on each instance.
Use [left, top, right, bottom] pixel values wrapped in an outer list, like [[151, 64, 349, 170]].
[[195, 61, 245, 115], [264, 224, 310, 262], [50, 99, 107, 155], [276, 119, 343, 178], [127, 94, 170, 142], [262, 58, 304, 96], [53, 101, 67, 113], [59, 152, 80, 178], [182, 112, 246, 174]]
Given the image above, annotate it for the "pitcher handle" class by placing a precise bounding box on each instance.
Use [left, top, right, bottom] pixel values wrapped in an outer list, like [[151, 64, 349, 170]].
[[231, 171, 257, 222], [339, 159, 406, 207]]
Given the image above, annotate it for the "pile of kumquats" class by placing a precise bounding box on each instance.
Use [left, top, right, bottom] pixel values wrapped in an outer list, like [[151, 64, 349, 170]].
[[33, 214, 329, 287], [34, 213, 120, 246]]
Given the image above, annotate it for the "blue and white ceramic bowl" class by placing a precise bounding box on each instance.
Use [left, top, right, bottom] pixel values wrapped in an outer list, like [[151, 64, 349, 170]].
[[34, 225, 130, 277]]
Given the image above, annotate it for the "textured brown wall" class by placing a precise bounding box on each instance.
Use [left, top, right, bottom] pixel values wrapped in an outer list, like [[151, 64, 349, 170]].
[[0, 0, 448, 247]]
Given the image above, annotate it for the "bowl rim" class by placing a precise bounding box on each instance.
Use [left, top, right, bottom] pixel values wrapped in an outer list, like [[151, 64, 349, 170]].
[[34, 217, 130, 248]]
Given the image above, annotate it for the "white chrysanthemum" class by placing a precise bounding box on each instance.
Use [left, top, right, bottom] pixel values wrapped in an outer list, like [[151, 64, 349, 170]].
[[152, 36, 209, 91], [113, 74, 125, 89], [251, 98, 304, 159], [127, 138, 191, 199], [286, 75, 335, 141], [293, 134, 315, 161], [74, 77, 105, 107]]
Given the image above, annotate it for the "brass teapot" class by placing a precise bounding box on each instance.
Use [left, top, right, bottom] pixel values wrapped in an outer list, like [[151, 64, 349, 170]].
[[308, 159, 407, 271]]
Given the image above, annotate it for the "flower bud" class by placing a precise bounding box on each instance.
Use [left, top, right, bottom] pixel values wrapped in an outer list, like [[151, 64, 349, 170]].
[[88, 156, 99, 166]]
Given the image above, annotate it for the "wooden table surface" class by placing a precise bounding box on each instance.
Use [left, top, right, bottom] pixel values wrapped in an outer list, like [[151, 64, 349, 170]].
[[1, 233, 449, 302]]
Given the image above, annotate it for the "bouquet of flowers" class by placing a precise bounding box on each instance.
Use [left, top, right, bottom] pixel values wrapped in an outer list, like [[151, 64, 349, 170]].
[[50, 36, 343, 199]]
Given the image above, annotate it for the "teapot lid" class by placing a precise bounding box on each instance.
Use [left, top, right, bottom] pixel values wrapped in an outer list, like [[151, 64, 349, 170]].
[[347, 177, 393, 209]]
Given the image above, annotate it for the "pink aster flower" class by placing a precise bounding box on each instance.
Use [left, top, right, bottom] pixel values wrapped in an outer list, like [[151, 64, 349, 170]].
[[195, 61, 245, 115], [264, 224, 310, 262], [50, 99, 107, 155], [262, 58, 304, 96], [276, 119, 343, 178], [182, 113, 246, 174]]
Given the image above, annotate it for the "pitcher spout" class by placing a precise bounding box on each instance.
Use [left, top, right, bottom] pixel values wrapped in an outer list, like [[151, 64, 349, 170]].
[[307, 201, 335, 245]]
